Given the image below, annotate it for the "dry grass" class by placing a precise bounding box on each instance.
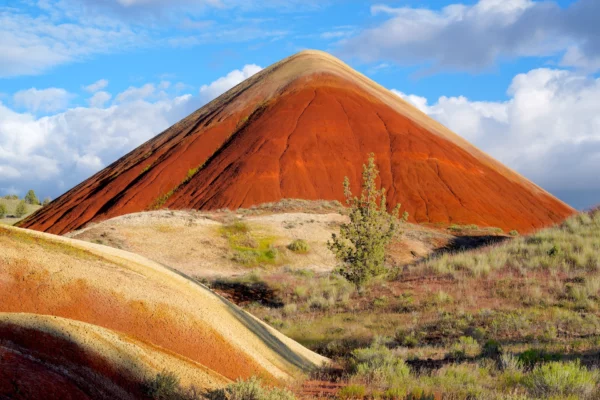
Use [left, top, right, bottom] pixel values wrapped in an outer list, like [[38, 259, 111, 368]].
[[206, 210, 600, 398]]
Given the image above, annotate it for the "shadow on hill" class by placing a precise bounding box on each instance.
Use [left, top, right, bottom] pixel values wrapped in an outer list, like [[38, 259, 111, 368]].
[[442, 234, 510, 253], [0, 320, 144, 399], [211, 280, 284, 308], [416, 234, 510, 266]]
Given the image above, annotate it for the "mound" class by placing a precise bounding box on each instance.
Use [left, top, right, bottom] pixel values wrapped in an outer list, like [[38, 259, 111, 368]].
[[19, 50, 574, 235], [67, 206, 472, 279], [0, 225, 326, 387], [0, 313, 228, 399]]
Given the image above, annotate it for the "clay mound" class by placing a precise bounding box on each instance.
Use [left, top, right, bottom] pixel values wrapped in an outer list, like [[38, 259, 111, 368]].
[[19, 50, 575, 235], [0, 313, 228, 399], [0, 225, 327, 386]]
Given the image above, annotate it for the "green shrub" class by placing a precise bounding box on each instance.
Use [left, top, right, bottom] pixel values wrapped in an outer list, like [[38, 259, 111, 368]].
[[24, 189, 40, 205], [144, 371, 182, 400], [525, 361, 599, 399], [509, 230, 519, 236], [42, 197, 51, 206], [208, 377, 296, 400], [351, 342, 410, 387], [482, 339, 503, 359], [3, 194, 18, 200], [15, 200, 27, 218], [0, 203, 6, 219], [222, 220, 250, 236], [287, 239, 309, 253], [338, 384, 366, 399], [328, 153, 407, 288], [404, 390, 436, 400], [447, 336, 481, 359], [518, 349, 560, 369]]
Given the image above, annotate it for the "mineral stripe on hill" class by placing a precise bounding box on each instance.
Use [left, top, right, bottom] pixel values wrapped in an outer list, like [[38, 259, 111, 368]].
[[0, 225, 326, 387]]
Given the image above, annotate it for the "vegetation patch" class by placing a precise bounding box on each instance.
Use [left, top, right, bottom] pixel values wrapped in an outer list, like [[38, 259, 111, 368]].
[[150, 164, 206, 209], [220, 221, 283, 267], [207, 376, 296, 400], [287, 239, 309, 253]]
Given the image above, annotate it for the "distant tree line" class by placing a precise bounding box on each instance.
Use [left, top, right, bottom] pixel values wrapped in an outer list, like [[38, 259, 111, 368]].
[[0, 190, 51, 219]]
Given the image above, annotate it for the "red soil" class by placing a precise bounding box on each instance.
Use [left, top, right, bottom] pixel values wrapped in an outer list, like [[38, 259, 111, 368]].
[[0, 251, 273, 383], [19, 52, 575, 235]]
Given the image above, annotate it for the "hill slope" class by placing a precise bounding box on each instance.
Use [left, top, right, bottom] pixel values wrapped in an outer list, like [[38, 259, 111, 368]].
[[19, 50, 574, 235], [0, 313, 228, 399], [0, 225, 326, 395]]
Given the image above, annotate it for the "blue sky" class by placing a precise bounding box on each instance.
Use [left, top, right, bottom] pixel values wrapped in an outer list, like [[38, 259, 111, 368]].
[[1, 0, 599, 209]]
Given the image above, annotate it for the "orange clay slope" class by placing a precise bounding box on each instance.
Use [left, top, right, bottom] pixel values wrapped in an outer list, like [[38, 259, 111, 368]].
[[0, 225, 327, 392], [19, 50, 575, 235], [0, 313, 228, 400]]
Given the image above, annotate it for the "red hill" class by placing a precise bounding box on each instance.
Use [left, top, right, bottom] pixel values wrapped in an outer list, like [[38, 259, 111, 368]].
[[20, 50, 575, 235]]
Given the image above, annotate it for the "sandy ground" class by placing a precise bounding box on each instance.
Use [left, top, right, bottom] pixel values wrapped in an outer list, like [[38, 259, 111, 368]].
[[69, 209, 454, 279]]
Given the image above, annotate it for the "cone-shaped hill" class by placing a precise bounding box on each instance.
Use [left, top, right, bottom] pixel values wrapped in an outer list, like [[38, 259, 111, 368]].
[[20, 50, 574, 235]]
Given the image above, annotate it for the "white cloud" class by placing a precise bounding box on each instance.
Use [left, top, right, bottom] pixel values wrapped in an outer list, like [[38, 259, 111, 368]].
[[13, 88, 72, 113], [0, 64, 258, 199], [199, 64, 262, 101], [0, 3, 142, 77], [1, 0, 294, 77], [0, 94, 195, 199], [341, 0, 600, 72], [85, 79, 109, 93], [393, 68, 600, 195], [115, 83, 156, 102], [88, 91, 112, 108]]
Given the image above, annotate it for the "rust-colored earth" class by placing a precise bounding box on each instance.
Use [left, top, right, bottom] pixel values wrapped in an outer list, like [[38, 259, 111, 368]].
[[0, 225, 326, 396], [19, 50, 575, 235]]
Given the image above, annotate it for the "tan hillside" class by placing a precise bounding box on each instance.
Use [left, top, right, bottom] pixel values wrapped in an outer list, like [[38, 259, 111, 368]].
[[66, 200, 500, 279]]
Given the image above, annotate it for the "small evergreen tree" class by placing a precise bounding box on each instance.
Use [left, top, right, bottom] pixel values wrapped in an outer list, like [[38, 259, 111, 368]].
[[15, 200, 27, 218], [0, 203, 7, 219], [42, 197, 52, 206], [24, 190, 39, 205], [327, 153, 407, 288]]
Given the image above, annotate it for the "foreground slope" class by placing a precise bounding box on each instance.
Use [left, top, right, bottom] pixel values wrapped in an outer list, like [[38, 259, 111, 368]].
[[0, 313, 228, 399], [0, 225, 326, 391], [20, 50, 574, 235]]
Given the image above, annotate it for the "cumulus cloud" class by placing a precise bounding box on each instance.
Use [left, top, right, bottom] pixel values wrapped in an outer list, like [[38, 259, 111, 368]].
[[0, 94, 195, 199], [1, 1, 285, 77], [0, 64, 260, 199], [0, 2, 142, 77], [393, 68, 600, 206], [88, 91, 112, 108], [13, 88, 73, 113], [84, 79, 109, 93], [199, 64, 262, 101], [115, 83, 156, 102], [341, 0, 600, 72]]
